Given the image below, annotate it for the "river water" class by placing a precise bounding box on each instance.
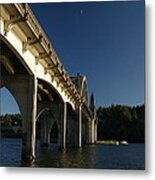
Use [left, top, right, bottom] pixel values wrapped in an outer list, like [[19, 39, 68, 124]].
[[0, 138, 145, 170]]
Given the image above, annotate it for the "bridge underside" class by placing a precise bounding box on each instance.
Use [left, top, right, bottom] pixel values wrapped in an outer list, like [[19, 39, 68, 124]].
[[0, 3, 97, 161], [1, 38, 97, 160]]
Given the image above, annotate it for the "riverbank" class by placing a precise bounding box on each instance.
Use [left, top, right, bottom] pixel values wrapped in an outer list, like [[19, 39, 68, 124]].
[[97, 140, 128, 145]]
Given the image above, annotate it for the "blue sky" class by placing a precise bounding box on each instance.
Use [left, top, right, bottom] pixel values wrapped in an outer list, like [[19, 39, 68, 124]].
[[1, 1, 145, 114]]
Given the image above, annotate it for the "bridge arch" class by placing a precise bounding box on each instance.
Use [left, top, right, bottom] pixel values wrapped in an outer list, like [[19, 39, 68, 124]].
[[0, 3, 97, 161], [1, 78, 30, 123], [1, 36, 70, 108], [37, 78, 65, 105], [80, 76, 88, 104], [36, 108, 60, 147]]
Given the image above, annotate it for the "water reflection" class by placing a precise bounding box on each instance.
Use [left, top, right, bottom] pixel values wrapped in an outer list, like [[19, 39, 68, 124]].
[[59, 148, 87, 168], [34, 144, 96, 168], [21, 158, 36, 167], [0, 138, 145, 169]]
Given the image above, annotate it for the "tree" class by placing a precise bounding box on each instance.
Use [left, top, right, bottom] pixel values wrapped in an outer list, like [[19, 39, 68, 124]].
[[97, 104, 145, 143]]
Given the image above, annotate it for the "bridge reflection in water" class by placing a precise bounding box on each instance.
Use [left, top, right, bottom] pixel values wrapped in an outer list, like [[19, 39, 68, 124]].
[[0, 138, 145, 169], [0, 3, 98, 161]]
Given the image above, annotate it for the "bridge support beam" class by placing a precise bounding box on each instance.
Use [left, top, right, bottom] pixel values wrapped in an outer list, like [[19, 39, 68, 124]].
[[40, 114, 49, 147], [58, 102, 67, 149], [94, 121, 98, 143], [21, 76, 37, 160], [78, 106, 82, 147], [88, 119, 96, 144]]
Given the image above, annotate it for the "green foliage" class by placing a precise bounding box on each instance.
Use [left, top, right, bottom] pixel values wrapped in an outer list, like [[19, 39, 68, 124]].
[[0, 113, 22, 127], [97, 104, 145, 143], [0, 114, 22, 138]]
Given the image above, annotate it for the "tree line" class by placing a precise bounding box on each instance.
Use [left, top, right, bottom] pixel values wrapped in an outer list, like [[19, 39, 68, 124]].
[[0, 114, 22, 138], [0, 104, 145, 143], [0, 113, 22, 127], [97, 104, 145, 143]]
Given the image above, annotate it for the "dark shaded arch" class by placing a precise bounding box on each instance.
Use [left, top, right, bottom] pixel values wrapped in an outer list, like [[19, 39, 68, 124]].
[[36, 102, 57, 122], [36, 106, 61, 148], [36, 109, 55, 140], [50, 121, 58, 143], [37, 78, 64, 104]]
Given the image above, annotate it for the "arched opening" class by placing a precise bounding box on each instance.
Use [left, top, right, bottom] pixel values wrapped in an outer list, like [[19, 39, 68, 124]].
[[0, 87, 23, 166], [0, 87, 21, 114], [50, 121, 58, 144], [36, 109, 59, 148]]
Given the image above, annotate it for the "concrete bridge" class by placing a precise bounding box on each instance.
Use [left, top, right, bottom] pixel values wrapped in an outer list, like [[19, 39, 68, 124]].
[[0, 4, 97, 160]]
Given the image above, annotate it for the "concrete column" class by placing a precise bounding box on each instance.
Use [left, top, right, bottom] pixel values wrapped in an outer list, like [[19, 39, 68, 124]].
[[78, 106, 82, 147], [1, 75, 37, 160], [88, 119, 95, 144], [94, 122, 97, 143], [59, 102, 67, 149], [67, 105, 82, 148], [63, 102, 67, 149], [22, 76, 37, 160], [92, 120, 95, 144]]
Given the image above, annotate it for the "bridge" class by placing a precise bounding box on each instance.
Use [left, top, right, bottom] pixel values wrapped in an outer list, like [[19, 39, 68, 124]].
[[0, 4, 97, 160]]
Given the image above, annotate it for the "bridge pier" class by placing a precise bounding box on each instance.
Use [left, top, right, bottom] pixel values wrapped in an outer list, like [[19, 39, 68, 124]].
[[1, 75, 38, 160], [22, 76, 37, 160], [78, 106, 82, 147], [37, 101, 67, 149], [37, 102, 57, 147], [66, 111, 78, 147], [58, 102, 67, 149], [94, 121, 98, 143], [88, 119, 95, 144], [66, 105, 83, 148]]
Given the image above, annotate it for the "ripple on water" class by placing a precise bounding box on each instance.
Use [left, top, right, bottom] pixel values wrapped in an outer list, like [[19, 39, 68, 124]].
[[0, 138, 145, 169]]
